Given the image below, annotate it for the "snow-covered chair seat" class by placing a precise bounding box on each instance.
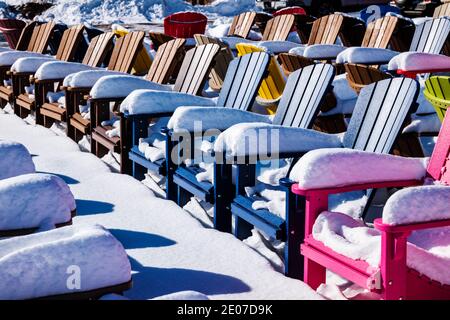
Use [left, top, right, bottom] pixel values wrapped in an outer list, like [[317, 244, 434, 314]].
[[0, 140, 35, 180], [0, 173, 76, 236], [388, 52, 450, 78], [0, 51, 50, 67], [336, 47, 398, 65], [0, 224, 132, 299], [291, 116, 450, 299]]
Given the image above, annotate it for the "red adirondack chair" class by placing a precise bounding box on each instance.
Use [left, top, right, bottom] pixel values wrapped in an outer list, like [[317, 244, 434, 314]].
[[164, 12, 207, 38], [0, 19, 26, 49], [292, 111, 450, 300]]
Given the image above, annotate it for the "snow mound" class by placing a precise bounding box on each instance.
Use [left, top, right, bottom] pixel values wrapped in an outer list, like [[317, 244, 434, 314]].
[[290, 148, 428, 188], [303, 44, 346, 60], [0, 173, 75, 231], [336, 47, 398, 65], [0, 51, 48, 66], [0, 140, 35, 180], [0, 224, 131, 299], [35, 61, 96, 80], [11, 56, 55, 73], [388, 52, 450, 72], [63, 69, 127, 88]]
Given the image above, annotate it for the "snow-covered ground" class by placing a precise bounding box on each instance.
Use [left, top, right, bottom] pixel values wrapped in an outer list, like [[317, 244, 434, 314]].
[[0, 109, 322, 300]]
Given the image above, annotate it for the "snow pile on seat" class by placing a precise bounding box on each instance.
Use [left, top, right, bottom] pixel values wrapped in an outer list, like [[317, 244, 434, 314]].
[[388, 52, 450, 72], [289, 46, 306, 56], [90, 75, 172, 99], [256, 41, 300, 54], [383, 185, 450, 225], [312, 211, 450, 285], [62, 69, 127, 88], [336, 47, 398, 64], [290, 148, 428, 188], [138, 117, 169, 162], [0, 224, 131, 299], [120, 89, 217, 115], [0, 140, 35, 180], [0, 51, 47, 66], [168, 106, 272, 132], [214, 123, 343, 159], [0, 173, 75, 231], [35, 61, 97, 80], [303, 44, 346, 59], [11, 56, 56, 73]]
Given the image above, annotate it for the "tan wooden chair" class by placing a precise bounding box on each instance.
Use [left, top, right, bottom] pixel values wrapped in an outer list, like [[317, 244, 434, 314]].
[[228, 11, 257, 39]]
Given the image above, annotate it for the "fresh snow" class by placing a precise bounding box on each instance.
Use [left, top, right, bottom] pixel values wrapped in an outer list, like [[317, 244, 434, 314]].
[[63, 69, 128, 88], [11, 56, 56, 73], [290, 148, 428, 189], [0, 224, 131, 299], [35, 61, 97, 81], [303, 44, 347, 60], [388, 52, 450, 72], [0, 112, 322, 300], [336, 47, 398, 65], [0, 140, 35, 180], [0, 51, 50, 66]]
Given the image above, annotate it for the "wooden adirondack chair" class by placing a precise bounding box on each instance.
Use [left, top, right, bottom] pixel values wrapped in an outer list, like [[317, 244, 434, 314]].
[[215, 77, 419, 278], [0, 19, 26, 49], [259, 14, 296, 42], [126, 52, 270, 200], [278, 14, 366, 75], [13, 21, 39, 51], [228, 11, 258, 38], [65, 31, 146, 142], [35, 32, 115, 127], [424, 76, 450, 122], [434, 2, 450, 17], [294, 112, 450, 299], [148, 32, 175, 51], [90, 43, 214, 174], [170, 63, 335, 223], [194, 34, 233, 91], [254, 12, 273, 35], [13, 24, 86, 119], [0, 21, 56, 108]]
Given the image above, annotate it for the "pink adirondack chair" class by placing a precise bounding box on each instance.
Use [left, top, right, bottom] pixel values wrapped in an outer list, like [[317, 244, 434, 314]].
[[291, 112, 450, 300]]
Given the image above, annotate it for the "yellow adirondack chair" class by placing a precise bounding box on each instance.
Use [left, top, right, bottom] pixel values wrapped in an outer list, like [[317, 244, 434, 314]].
[[424, 76, 450, 122], [113, 26, 152, 75], [236, 43, 285, 114]]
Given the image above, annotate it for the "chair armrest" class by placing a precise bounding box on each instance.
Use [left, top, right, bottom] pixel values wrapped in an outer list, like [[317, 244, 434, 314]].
[[213, 123, 343, 161], [303, 44, 346, 60], [34, 61, 96, 81], [90, 75, 172, 99], [336, 47, 398, 65], [62, 69, 126, 88], [289, 148, 428, 189], [389, 52, 450, 77], [256, 41, 301, 54], [119, 89, 216, 116], [168, 107, 272, 133], [11, 56, 56, 74]]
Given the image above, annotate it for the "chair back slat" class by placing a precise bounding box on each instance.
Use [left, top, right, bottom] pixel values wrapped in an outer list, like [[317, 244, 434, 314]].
[[27, 21, 56, 53], [146, 38, 186, 84], [433, 3, 450, 18], [361, 16, 397, 49], [345, 64, 392, 94], [273, 63, 335, 128], [173, 44, 220, 95], [82, 32, 114, 67], [410, 18, 450, 54], [15, 21, 37, 51], [217, 52, 270, 110], [308, 14, 343, 45], [427, 112, 450, 184], [262, 14, 295, 41], [228, 11, 257, 38], [55, 24, 85, 61], [343, 78, 419, 154], [107, 31, 145, 72]]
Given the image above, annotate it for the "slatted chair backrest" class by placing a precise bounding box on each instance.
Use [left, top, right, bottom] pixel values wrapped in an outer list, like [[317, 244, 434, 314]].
[[427, 111, 450, 184], [172, 44, 221, 95], [388, 16, 415, 52], [409, 18, 450, 54], [194, 34, 234, 91], [345, 64, 393, 94], [0, 19, 26, 49], [107, 31, 145, 73], [343, 77, 419, 154], [361, 16, 399, 49], [307, 14, 344, 46], [433, 3, 450, 17], [145, 38, 186, 84], [148, 32, 175, 51], [81, 32, 115, 67], [54, 24, 85, 62], [228, 11, 257, 38], [27, 21, 56, 53], [272, 63, 335, 128], [215, 52, 270, 110], [261, 14, 295, 41], [14, 21, 37, 51]]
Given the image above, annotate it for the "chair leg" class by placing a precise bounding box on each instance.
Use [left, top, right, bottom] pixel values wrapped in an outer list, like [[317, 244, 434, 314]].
[[303, 257, 326, 290], [177, 185, 191, 207], [232, 214, 253, 240], [214, 163, 232, 233], [132, 161, 147, 181]]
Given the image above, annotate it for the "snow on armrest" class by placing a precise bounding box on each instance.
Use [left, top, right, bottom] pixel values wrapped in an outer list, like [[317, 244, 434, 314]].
[[220, 37, 253, 50], [383, 185, 450, 225], [168, 107, 272, 132], [11, 56, 55, 73], [303, 44, 346, 60], [35, 61, 97, 80], [0, 224, 131, 299], [0, 140, 35, 180], [388, 52, 450, 73], [336, 47, 398, 65], [257, 41, 301, 54], [63, 69, 127, 88], [289, 148, 428, 188], [90, 75, 172, 99], [0, 51, 47, 66], [214, 123, 343, 159], [289, 45, 306, 56], [120, 89, 216, 115], [0, 173, 75, 231]]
